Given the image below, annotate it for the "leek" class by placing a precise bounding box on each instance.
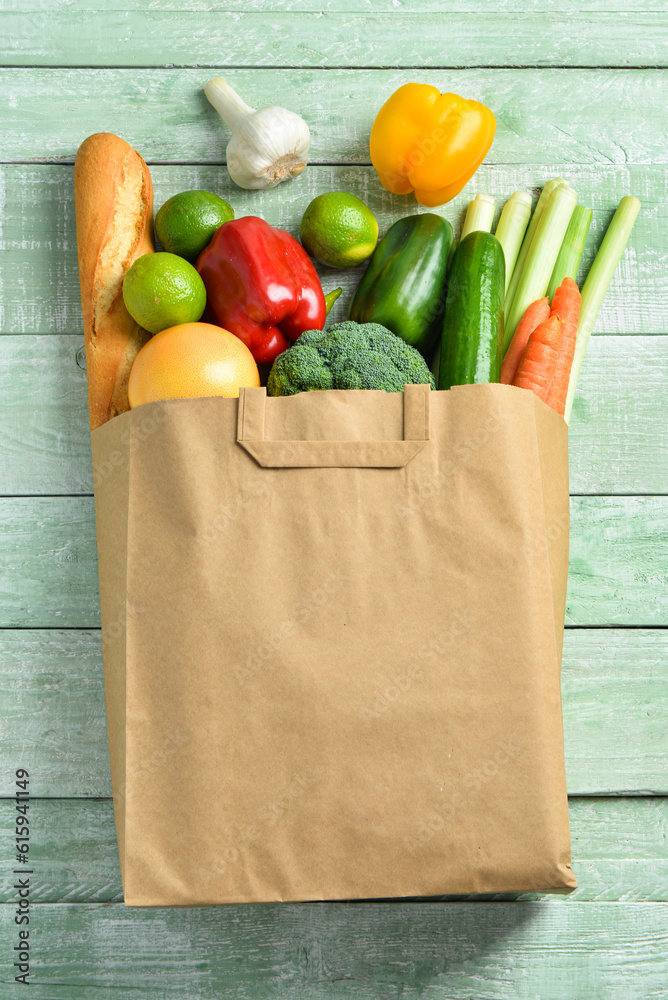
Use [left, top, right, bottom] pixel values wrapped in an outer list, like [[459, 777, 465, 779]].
[[504, 177, 567, 322], [547, 205, 593, 300], [503, 182, 577, 351], [460, 194, 495, 241], [494, 190, 532, 293], [564, 196, 640, 423]]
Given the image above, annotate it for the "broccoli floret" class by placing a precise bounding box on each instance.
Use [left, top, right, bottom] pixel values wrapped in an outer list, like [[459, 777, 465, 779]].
[[267, 321, 436, 396]]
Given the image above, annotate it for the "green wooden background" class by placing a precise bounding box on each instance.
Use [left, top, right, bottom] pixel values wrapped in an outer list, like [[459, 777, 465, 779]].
[[1, 1, 667, 996]]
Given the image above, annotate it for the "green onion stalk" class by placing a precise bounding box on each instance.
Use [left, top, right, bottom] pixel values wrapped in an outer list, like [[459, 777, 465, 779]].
[[460, 194, 496, 241], [503, 181, 578, 352], [494, 190, 532, 294], [564, 196, 640, 423], [547, 205, 593, 300], [504, 177, 567, 324]]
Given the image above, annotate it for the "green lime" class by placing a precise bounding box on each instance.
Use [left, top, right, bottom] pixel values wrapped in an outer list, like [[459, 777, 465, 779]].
[[155, 190, 234, 260], [122, 253, 207, 335], [300, 192, 379, 268]]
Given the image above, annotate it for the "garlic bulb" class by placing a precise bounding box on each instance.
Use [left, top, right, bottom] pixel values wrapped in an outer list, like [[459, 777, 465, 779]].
[[204, 77, 310, 190]]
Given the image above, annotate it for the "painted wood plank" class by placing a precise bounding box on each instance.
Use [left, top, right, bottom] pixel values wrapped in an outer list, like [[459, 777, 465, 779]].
[[1, 1, 659, 12], [0, 900, 666, 999], [560, 629, 668, 795], [567, 336, 668, 494], [0, 798, 121, 903], [566, 497, 668, 627], [0, 631, 109, 799], [0, 337, 91, 496], [1, 796, 666, 903], [0, 164, 661, 337], [1, 627, 665, 798], [0, 498, 100, 628], [1, 10, 666, 68], [3, 68, 666, 167], [1, 496, 666, 629], [2, 335, 667, 497]]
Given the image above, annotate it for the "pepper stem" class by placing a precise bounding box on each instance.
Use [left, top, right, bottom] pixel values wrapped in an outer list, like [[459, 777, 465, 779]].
[[204, 77, 255, 132], [324, 287, 342, 316]]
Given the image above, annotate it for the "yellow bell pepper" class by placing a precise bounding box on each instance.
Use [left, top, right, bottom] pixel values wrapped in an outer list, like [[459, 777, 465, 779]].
[[369, 83, 496, 207]]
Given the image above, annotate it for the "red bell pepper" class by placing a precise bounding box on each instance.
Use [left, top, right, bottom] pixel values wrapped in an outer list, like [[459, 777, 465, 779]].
[[197, 215, 326, 365]]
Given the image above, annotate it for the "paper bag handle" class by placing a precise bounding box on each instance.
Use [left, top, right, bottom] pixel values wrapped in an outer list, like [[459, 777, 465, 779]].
[[236, 384, 431, 468]]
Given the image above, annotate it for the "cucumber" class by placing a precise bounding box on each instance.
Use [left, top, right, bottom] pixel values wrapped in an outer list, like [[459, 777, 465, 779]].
[[438, 231, 505, 390]]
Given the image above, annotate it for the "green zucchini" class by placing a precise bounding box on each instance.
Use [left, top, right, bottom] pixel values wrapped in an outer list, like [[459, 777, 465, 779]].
[[438, 231, 505, 390]]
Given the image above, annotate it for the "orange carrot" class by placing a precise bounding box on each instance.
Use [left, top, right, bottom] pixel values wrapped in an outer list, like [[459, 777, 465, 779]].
[[500, 297, 550, 385], [512, 313, 564, 402], [545, 277, 581, 416]]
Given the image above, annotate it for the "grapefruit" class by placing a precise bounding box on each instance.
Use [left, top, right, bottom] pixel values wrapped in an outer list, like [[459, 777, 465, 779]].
[[128, 322, 260, 408]]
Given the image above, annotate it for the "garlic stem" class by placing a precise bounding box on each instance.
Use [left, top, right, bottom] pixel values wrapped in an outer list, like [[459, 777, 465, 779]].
[[204, 78, 254, 132]]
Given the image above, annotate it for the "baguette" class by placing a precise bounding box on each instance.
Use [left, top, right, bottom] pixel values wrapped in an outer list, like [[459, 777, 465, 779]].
[[74, 133, 155, 429]]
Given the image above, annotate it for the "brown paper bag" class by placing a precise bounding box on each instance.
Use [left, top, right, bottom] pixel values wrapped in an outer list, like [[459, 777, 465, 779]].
[[91, 383, 576, 905]]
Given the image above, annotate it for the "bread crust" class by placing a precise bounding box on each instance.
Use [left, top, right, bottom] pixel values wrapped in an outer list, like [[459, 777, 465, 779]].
[[74, 133, 154, 429]]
